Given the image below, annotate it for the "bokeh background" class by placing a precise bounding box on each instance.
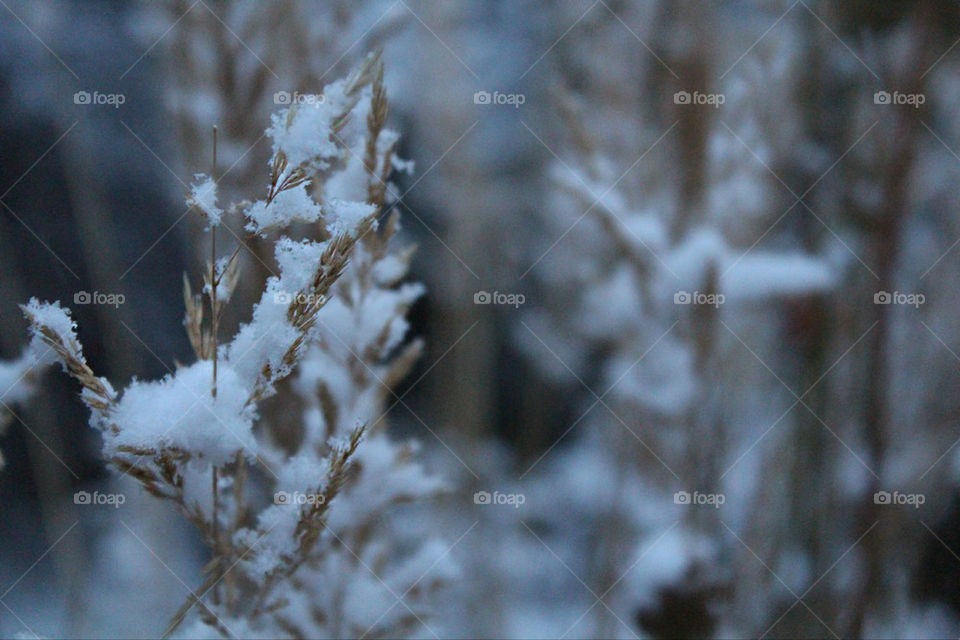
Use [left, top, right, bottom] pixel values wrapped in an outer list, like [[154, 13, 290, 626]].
[[3, 1, 960, 638]]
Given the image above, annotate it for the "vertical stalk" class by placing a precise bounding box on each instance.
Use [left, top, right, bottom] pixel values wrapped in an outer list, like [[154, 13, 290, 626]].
[[845, 6, 929, 633], [211, 125, 219, 400], [209, 125, 221, 607]]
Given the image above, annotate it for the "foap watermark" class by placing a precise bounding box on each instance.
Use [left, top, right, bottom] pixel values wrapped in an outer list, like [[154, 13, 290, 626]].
[[473, 90, 526, 108], [74, 291, 125, 308], [74, 490, 125, 508], [674, 491, 725, 508], [274, 90, 325, 105], [874, 291, 924, 308], [874, 90, 925, 108], [874, 490, 925, 509], [474, 290, 525, 308], [473, 490, 525, 508], [674, 90, 725, 108], [274, 491, 326, 506], [73, 90, 125, 108], [674, 290, 724, 307], [273, 291, 326, 306]]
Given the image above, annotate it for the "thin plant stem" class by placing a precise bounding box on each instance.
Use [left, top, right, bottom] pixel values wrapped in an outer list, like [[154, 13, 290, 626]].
[[210, 125, 222, 607]]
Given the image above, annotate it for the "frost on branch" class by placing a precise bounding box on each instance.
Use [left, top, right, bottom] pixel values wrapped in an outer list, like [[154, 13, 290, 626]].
[[20, 52, 450, 639]]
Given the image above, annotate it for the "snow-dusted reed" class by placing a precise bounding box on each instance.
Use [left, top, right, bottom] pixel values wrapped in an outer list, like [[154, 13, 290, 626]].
[[17, 52, 450, 639]]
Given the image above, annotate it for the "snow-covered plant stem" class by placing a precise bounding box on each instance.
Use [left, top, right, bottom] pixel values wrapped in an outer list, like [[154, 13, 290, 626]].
[[19, 52, 446, 639]]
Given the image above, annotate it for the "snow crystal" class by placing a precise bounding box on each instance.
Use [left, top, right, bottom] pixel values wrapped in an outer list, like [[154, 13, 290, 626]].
[[266, 102, 340, 171], [21, 298, 82, 367], [322, 148, 371, 203], [109, 360, 257, 466], [324, 198, 376, 239], [187, 174, 223, 226], [273, 237, 329, 293], [225, 279, 301, 393], [275, 450, 336, 492], [23, 298, 76, 345], [244, 182, 323, 234], [238, 505, 302, 582]]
